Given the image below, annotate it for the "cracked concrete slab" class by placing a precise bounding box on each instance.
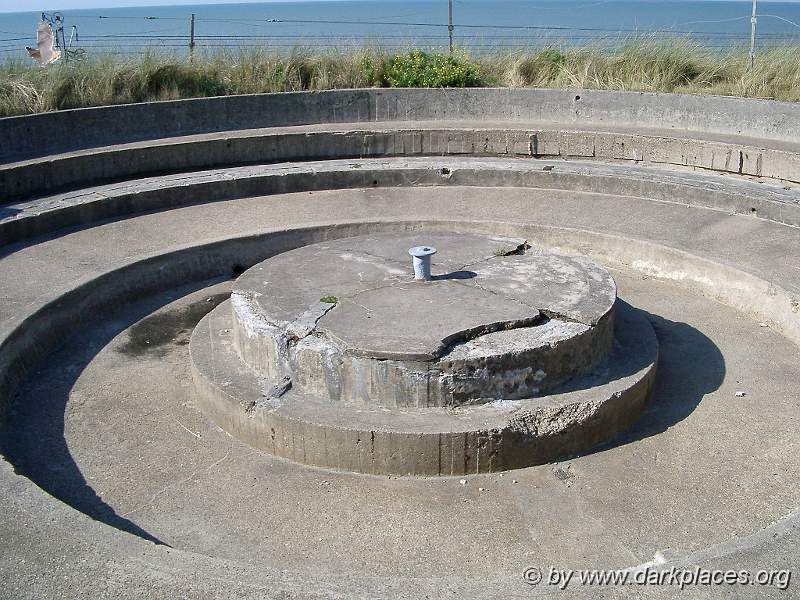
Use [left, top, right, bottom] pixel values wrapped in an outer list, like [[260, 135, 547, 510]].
[[236, 232, 615, 362], [221, 233, 619, 411], [191, 295, 656, 473]]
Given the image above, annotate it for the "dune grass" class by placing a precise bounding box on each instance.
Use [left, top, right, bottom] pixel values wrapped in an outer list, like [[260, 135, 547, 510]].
[[1, 40, 799, 117]]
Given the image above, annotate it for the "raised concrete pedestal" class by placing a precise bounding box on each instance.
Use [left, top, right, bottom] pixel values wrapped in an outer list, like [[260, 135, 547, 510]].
[[190, 232, 658, 475]]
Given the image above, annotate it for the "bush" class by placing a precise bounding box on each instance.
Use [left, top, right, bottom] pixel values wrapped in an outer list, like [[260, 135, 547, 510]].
[[359, 52, 389, 86], [385, 50, 482, 88]]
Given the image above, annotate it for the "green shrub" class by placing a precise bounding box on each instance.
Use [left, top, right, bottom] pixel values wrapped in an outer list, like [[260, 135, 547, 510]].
[[360, 53, 389, 86], [385, 50, 482, 88]]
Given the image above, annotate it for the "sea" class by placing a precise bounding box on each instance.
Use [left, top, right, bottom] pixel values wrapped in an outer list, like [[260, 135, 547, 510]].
[[3, 0, 800, 60]]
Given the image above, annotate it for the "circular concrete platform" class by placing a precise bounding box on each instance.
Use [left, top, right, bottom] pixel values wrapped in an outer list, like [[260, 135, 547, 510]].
[[230, 232, 617, 403], [190, 231, 654, 475]]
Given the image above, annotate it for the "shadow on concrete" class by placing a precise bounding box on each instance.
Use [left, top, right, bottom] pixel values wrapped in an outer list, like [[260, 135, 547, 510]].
[[580, 306, 726, 456], [0, 289, 725, 540], [0, 213, 131, 260], [0, 206, 21, 220], [0, 278, 230, 547], [432, 270, 477, 281]]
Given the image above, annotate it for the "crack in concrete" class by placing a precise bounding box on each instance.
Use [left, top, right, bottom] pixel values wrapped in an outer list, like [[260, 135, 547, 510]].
[[286, 301, 337, 341], [340, 247, 409, 268], [337, 277, 408, 304], [120, 449, 234, 518], [452, 276, 541, 314], [257, 376, 292, 408], [309, 239, 594, 361], [456, 240, 531, 272]]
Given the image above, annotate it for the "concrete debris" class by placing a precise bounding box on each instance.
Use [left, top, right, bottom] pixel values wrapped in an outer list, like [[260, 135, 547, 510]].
[[266, 376, 292, 399]]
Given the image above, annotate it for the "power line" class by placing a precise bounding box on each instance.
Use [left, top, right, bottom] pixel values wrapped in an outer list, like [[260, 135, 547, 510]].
[[63, 33, 799, 44], [53, 14, 794, 35], [760, 14, 800, 30], [69, 15, 187, 21]]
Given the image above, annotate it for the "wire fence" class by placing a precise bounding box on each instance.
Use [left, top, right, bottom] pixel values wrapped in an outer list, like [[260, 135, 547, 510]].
[[3, 7, 800, 58]]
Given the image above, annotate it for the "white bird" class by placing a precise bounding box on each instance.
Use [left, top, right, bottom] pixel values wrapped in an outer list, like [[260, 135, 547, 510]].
[[26, 21, 61, 66]]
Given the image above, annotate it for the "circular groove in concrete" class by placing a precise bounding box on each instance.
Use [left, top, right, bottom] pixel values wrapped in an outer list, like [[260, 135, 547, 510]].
[[4, 156, 800, 248]]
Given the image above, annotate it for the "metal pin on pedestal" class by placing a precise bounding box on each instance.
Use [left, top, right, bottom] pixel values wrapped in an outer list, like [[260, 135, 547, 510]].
[[408, 246, 437, 280]]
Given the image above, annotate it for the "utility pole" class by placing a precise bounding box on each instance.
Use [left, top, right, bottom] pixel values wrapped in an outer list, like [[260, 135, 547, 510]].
[[749, 0, 758, 69], [189, 13, 196, 62], [448, 0, 454, 52]]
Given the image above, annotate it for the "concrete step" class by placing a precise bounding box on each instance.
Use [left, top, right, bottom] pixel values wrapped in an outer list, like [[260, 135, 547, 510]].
[[3, 120, 800, 201], [4, 156, 800, 247], [190, 298, 657, 475], [4, 88, 798, 161]]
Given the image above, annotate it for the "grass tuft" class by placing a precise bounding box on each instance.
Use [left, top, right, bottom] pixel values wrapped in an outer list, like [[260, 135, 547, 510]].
[[2, 40, 800, 117]]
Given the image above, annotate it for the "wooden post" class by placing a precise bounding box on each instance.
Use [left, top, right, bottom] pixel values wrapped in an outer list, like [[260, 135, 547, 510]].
[[749, 0, 758, 69], [448, 0, 454, 52], [189, 13, 196, 61]]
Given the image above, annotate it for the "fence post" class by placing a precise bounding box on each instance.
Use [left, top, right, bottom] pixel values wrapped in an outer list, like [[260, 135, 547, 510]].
[[749, 0, 758, 69], [448, 0, 454, 52], [189, 13, 196, 61]]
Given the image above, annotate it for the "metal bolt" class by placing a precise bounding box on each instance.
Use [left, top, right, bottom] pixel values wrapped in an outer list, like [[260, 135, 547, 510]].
[[408, 246, 437, 280]]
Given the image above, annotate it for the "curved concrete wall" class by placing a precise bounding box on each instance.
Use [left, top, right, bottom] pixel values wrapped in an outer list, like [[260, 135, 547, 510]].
[[5, 126, 800, 204], [3, 87, 800, 585], [5, 158, 800, 246], [2, 88, 799, 162]]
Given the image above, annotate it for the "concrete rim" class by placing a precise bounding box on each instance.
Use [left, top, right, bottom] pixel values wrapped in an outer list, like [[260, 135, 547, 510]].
[[190, 296, 657, 475]]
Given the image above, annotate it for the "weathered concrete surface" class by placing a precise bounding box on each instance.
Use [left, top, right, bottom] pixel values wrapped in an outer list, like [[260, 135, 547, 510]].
[[233, 231, 533, 333], [5, 156, 800, 248], [3, 88, 800, 162], [229, 232, 616, 407], [4, 187, 800, 422], [3, 121, 800, 201], [1, 88, 799, 598], [192, 296, 655, 475], [0, 199, 796, 595], [2, 268, 797, 599]]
